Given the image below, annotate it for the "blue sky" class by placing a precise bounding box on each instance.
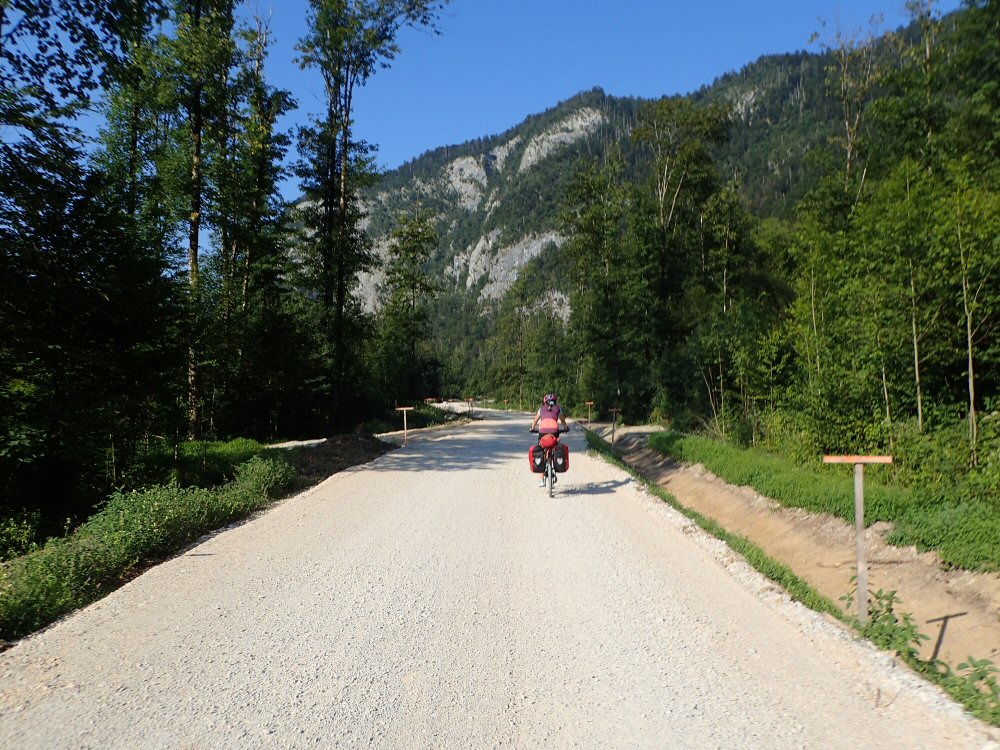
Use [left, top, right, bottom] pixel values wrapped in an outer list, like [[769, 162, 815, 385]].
[[255, 0, 962, 199]]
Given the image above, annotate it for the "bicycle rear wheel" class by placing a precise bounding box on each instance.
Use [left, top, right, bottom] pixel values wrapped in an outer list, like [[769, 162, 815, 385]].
[[547, 455, 554, 497]]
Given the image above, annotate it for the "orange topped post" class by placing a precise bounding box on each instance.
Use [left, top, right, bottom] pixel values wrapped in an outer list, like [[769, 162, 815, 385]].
[[395, 406, 415, 446]]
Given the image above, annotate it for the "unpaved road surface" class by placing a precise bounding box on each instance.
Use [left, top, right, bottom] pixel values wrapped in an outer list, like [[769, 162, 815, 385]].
[[599, 424, 1000, 668], [1, 414, 996, 749]]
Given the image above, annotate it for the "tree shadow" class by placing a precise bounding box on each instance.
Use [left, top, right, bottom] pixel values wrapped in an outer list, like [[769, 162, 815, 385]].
[[370, 418, 547, 473], [556, 479, 632, 496]]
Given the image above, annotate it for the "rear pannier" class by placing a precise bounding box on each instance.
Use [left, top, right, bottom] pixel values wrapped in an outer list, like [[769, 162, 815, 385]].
[[553, 443, 569, 472], [529, 445, 545, 473]]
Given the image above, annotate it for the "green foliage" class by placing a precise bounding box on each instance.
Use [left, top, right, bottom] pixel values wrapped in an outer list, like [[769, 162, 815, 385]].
[[842, 582, 929, 659], [125, 437, 273, 489], [0, 455, 293, 642], [840, 579, 1000, 725], [357, 402, 462, 435], [371, 212, 441, 403], [651, 430, 1000, 572], [0, 512, 41, 561], [888, 499, 1000, 571], [944, 656, 1000, 724], [650, 432, 912, 521]]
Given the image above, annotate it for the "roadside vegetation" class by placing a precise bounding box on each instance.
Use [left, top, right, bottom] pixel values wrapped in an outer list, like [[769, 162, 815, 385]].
[[648, 430, 1000, 572], [586, 429, 1000, 727], [0, 451, 294, 644]]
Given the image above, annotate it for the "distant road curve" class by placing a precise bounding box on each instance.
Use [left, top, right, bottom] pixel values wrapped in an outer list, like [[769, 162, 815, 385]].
[[1, 413, 995, 749]]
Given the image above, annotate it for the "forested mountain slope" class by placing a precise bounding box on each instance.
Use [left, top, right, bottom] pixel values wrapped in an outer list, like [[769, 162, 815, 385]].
[[362, 49, 838, 311]]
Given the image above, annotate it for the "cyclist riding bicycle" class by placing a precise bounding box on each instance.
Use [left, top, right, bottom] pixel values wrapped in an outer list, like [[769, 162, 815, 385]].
[[530, 393, 568, 486]]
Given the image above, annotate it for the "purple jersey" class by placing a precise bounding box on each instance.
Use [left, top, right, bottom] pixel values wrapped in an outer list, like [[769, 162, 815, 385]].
[[537, 403, 562, 434]]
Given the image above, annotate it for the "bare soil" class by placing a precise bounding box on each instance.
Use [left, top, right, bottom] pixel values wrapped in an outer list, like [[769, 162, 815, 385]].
[[595, 424, 1000, 667], [275, 433, 393, 485]]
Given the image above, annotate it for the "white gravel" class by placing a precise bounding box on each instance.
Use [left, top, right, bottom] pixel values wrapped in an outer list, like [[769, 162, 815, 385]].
[[1, 413, 997, 749]]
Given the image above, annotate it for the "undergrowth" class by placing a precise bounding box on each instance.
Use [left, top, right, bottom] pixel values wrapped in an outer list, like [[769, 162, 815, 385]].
[[648, 431, 1000, 572], [359, 402, 466, 435], [0, 455, 294, 643], [842, 580, 1000, 726], [126, 437, 274, 489]]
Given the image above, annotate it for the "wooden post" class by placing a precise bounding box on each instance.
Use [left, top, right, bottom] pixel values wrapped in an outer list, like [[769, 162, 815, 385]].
[[395, 406, 415, 446], [585, 400, 594, 426], [823, 455, 892, 624], [609, 408, 622, 449]]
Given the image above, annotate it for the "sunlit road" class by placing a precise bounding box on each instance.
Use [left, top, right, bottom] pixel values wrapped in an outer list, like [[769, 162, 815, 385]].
[[0, 413, 994, 748]]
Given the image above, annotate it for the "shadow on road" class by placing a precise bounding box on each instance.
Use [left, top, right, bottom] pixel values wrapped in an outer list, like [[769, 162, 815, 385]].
[[370, 418, 531, 473], [556, 479, 631, 496]]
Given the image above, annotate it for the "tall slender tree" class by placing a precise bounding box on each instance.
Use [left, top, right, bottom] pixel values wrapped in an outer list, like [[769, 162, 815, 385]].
[[294, 0, 446, 424]]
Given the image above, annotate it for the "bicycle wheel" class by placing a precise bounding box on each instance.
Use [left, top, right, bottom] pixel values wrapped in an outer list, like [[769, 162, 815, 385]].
[[547, 455, 554, 497]]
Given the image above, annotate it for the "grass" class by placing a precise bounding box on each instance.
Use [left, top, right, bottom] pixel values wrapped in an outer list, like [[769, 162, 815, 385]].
[[648, 431, 1000, 572], [0, 455, 294, 644], [587, 429, 1000, 726], [127, 436, 275, 489]]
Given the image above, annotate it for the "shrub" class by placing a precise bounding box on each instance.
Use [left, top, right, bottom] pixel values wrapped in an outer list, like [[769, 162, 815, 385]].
[[125, 437, 272, 489], [649, 430, 1000, 573], [0, 511, 40, 560], [0, 456, 293, 642]]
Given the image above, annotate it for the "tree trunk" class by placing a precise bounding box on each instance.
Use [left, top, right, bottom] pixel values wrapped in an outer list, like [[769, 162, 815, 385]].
[[909, 260, 924, 432], [186, 0, 204, 441], [959, 224, 978, 466]]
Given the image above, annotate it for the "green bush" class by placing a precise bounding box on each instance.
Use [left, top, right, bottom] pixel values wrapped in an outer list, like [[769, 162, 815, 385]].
[[888, 500, 1000, 571], [125, 437, 272, 489], [649, 432, 913, 522], [0, 455, 293, 642], [0, 511, 40, 560]]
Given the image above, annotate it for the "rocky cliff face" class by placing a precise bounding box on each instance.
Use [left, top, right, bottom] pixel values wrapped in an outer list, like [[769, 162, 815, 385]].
[[357, 93, 614, 313], [355, 47, 842, 315]]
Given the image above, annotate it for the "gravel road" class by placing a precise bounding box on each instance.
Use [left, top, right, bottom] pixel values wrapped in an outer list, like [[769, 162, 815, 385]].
[[1, 413, 996, 749]]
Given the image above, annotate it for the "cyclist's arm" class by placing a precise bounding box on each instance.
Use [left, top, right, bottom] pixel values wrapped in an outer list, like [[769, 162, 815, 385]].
[[530, 412, 540, 430], [559, 412, 568, 429]]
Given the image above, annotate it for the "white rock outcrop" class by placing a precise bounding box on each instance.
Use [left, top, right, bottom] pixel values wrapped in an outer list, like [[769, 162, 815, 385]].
[[479, 231, 566, 301], [445, 156, 487, 211], [518, 108, 605, 174], [489, 136, 521, 174]]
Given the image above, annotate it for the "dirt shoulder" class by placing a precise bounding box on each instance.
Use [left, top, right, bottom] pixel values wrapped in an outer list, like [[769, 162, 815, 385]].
[[276, 433, 394, 485], [591, 424, 1000, 667]]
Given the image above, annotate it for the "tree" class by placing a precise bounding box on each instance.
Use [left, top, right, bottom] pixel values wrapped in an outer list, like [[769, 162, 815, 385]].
[[294, 0, 447, 424], [562, 153, 655, 420], [0, 143, 178, 529], [812, 17, 889, 197], [933, 163, 1000, 465], [376, 212, 440, 400]]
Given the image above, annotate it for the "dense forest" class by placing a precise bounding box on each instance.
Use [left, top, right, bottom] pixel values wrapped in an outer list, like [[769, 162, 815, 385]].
[[0, 0, 448, 546], [471, 1, 1000, 519], [2, 0, 998, 559]]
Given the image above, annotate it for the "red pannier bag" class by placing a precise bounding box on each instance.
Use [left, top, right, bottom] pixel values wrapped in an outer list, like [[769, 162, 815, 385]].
[[528, 445, 545, 473], [553, 443, 569, 472]]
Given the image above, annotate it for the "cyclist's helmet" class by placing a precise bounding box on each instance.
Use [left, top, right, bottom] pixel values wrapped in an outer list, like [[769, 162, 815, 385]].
[[543, 392, 557, 408]]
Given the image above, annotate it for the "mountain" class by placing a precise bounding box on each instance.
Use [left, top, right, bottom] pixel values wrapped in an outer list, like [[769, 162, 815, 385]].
[[359, 88, 643, 311], [361, 47, 842, 308], [354, 43, 848, 391]]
